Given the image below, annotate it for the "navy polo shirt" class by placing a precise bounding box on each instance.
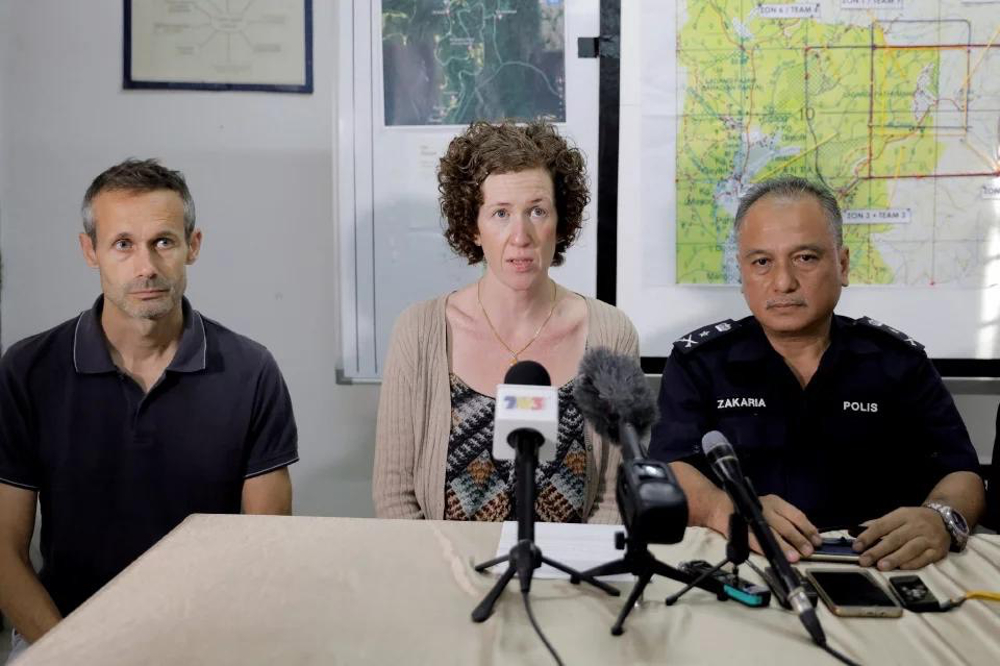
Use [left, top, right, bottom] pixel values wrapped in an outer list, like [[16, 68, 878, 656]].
[[0, 297, 299, 615], [649, 314, 980, 530]]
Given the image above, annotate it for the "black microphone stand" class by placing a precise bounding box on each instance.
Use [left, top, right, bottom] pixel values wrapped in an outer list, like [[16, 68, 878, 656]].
[[471, 429, 620, 623], [664, 511, 750, 606], [572, 420, 729, 635], [574, 466, 730, 635]]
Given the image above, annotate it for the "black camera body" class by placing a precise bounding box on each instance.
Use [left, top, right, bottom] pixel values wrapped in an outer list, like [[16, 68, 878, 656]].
[[616, 458, 688, 545]]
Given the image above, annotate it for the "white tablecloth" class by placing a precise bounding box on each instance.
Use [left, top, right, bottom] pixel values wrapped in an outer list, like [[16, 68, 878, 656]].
[[16, 516, 1000, 665]]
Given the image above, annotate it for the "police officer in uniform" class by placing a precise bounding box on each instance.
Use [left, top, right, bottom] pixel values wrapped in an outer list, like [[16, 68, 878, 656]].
[[650, 176, 985, 571]]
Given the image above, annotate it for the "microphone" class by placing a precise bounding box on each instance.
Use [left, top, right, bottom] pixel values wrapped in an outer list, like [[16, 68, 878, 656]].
[[701, 431, 827, 646], [493, 361, 558, 463], [472, 359, 624, 629], [575, 348, 687, 544], [574, 347, 658, 462]]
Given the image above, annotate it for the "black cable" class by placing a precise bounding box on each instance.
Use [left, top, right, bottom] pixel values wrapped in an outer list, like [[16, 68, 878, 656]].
[[521, 590, 564, 666], [820, 641, 862, 666]]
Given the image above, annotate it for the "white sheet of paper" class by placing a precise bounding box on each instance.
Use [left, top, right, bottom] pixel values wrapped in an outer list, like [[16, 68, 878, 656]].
[[488, 522, 634, 582]]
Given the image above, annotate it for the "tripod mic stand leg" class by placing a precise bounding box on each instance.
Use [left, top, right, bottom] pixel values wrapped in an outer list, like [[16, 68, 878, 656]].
[[541, 556, 620, 596], [611, 571, 653, 636], [473, 553, 510, 573], [578, 558, 629, 580], [471, 564, 517, 623], [664, 557, 730, 605]]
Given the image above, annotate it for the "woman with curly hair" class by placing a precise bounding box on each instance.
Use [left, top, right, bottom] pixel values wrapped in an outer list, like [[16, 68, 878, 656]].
[[373, 120, 638, 522]]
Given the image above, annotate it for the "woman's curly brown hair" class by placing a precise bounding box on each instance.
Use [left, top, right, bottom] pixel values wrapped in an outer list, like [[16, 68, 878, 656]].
[[437, 120, 590, 266]]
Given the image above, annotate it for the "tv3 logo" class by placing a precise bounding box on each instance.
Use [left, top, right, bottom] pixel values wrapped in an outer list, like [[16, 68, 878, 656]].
[[504, 396, 547, 410]]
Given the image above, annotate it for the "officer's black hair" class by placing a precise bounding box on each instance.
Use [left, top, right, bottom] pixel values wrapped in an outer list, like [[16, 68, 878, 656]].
[[734, 176, 843, 248]]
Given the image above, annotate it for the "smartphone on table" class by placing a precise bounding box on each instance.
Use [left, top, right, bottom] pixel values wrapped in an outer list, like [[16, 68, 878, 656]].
[[804, 536, 861, 563], [804, 569, 903, 618], [889, 575, 942, 612]]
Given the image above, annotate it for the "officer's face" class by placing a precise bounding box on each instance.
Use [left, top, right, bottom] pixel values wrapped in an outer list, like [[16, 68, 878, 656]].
[[80, 189, 202, 321], [737, 195, 849, 337]]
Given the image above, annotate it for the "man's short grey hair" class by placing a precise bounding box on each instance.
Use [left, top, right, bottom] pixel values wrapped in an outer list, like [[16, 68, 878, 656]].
[[733, 176, 843, 247], [81, 158, 196, 244]]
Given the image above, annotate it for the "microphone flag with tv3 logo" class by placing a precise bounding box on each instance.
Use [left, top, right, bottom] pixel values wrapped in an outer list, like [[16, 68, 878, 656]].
[[493, 360, 558, 462], [575, 347, 687, 544], [701, 430, 827, 646]]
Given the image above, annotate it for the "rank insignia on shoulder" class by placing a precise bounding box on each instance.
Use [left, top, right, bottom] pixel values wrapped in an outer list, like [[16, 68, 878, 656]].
[[857, 316, 924, 350], [674, 319, 740, 353]]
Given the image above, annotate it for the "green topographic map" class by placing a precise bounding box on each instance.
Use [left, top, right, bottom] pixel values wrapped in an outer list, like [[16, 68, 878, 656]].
[[675, 1, 1000, 286], [382, 0, 565, 125]]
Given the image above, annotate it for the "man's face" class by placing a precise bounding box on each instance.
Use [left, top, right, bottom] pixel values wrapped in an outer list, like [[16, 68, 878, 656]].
[[80, 189, 201, 321], [737, 194, 849, 337]]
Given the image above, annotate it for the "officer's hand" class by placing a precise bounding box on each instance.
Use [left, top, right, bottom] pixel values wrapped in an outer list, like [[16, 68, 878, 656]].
[[749, 494, 823, 563], [853, 507, 950, 571]]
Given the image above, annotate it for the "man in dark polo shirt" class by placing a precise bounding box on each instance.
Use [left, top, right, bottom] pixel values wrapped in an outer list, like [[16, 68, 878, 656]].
[[0, 159, 299, 654], [649, 176, 984, 572]]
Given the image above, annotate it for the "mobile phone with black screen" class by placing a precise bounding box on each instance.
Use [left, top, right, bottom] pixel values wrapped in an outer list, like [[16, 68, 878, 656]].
[[803, 536, 861, 563], [805, 569, 903, 617], [889, 575, 942, 613]]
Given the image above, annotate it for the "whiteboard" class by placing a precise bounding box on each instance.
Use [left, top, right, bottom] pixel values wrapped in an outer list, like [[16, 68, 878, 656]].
[[615, 0, 1000, 363], [337, 0, 602, 381]]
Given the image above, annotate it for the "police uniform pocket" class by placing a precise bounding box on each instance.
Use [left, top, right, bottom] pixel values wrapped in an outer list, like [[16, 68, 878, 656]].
[[832, 398, 890, 447], [714, 410, 787, 458], [711, 410, 789, 497]]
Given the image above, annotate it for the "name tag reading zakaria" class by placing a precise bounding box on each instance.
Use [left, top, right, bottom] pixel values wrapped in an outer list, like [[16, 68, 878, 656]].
[[716, 397, 766, 409]]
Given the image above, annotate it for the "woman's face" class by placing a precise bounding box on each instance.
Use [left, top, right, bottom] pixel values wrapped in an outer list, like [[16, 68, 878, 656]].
[[475, 167, 558, 291]]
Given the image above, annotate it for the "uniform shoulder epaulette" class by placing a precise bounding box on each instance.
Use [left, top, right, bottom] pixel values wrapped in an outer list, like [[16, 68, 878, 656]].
[[673, 319, 741, 353], [856, 316, 924, 351]]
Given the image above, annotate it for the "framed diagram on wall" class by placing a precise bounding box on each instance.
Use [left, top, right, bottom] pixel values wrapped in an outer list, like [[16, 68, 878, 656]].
[[124, 0, 313, 93]]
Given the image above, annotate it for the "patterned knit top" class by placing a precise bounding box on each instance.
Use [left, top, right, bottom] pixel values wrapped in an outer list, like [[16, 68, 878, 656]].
[[444, 373, 587, 522]]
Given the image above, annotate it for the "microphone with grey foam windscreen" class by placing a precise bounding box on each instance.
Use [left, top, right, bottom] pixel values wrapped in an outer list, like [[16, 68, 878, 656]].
[[575, 347, 687, 545], [574, 346, 659, 463]]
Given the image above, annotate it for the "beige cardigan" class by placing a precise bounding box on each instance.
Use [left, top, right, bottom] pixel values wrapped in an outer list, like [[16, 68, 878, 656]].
[[373, 293, 639, 522]]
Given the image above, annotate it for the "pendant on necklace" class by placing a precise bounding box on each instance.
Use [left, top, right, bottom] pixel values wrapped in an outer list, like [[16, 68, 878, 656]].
[[510, 356, 518, 367]]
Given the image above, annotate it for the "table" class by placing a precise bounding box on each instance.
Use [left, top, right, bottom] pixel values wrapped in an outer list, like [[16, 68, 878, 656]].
[[16, 516, 1000, 665]]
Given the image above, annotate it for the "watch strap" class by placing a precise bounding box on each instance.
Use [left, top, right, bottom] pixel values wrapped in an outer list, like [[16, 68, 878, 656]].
[[923, 502, 969, 552]]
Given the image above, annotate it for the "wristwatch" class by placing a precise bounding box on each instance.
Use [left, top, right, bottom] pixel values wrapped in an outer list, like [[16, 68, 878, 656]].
[[923, 502, 970, 552]]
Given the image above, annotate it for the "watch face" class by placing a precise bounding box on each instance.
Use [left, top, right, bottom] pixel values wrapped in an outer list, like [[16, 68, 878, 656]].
[[950, 508, 969, 535]]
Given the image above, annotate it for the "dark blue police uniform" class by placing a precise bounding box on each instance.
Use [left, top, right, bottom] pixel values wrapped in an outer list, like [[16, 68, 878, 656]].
[[0, 297, 299, 615], [648, 314, 980, 530]]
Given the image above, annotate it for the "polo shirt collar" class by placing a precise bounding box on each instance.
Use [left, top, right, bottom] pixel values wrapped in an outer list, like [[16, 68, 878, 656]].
[[169, 298, 208, 373], [73, 296, 207, 375], [72, 297, 116, 374]]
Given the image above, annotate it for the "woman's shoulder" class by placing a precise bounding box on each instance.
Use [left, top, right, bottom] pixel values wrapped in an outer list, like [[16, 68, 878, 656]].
[[581, 296, 639, 353], [394, 294, 449, 331], [582, 296, 635, 330], [383, 294, 452, 375]]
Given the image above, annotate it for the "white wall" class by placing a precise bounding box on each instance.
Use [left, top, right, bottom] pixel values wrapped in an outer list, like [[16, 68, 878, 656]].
[[0, 1, 379, 517], [951, 392, 997, 464]]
